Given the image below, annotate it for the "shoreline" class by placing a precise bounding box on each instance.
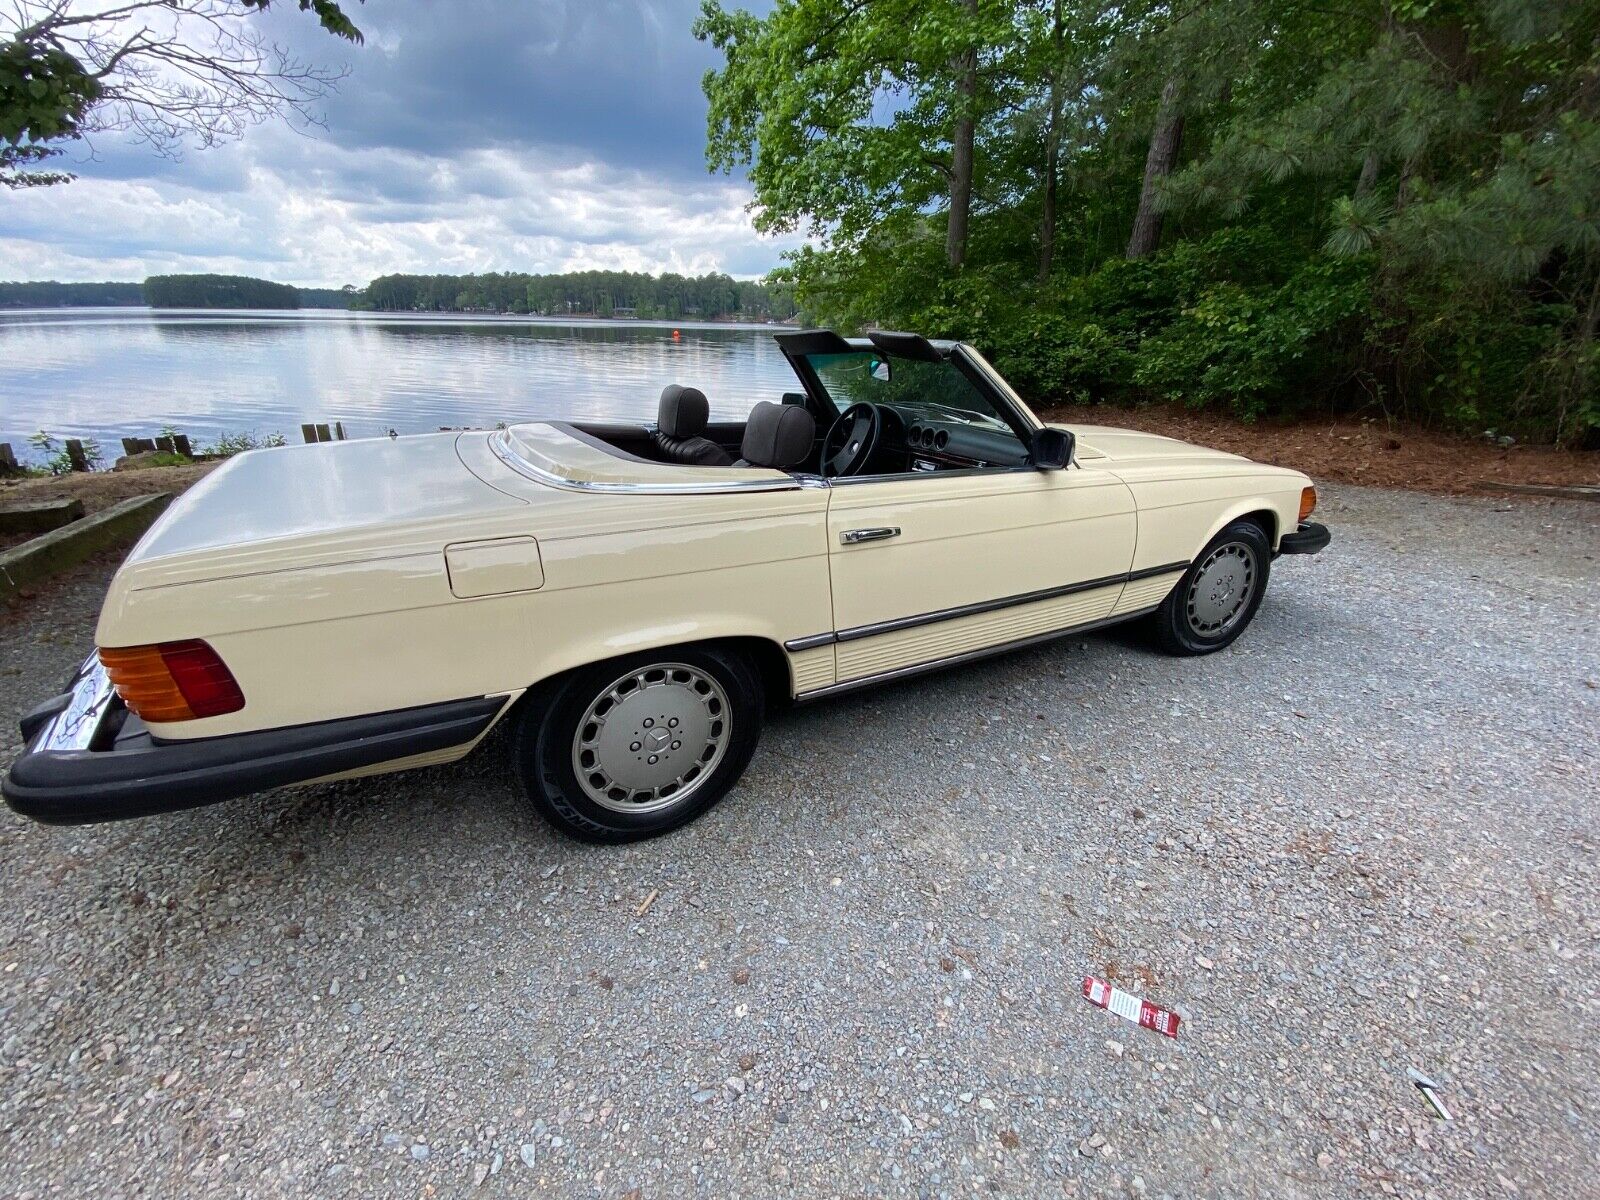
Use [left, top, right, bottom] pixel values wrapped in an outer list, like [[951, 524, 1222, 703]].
[[4, 402, 1593, 520]]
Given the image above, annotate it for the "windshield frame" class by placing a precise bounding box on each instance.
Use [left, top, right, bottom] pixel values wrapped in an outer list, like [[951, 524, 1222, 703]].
[[780, 335, 1040, 449]]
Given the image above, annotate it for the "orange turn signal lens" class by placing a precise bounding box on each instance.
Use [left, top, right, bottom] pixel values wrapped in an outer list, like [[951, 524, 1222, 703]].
[[1298, 486, 1318, 523], [99, 640, 245, 723]]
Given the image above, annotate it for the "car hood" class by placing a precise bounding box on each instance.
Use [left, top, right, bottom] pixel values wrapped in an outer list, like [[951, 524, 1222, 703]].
[[1055, 424, 1252, 467]]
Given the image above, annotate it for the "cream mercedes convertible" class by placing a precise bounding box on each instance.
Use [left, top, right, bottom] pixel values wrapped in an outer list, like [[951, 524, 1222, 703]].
[[4, 330, 1329, 841]]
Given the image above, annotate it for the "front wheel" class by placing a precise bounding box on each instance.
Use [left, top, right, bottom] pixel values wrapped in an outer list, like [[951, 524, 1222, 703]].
[[1149, 520, 1272, 656], [509, 645, 764, 843]]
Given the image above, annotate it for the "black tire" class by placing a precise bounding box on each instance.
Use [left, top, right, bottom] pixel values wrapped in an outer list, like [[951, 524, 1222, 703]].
[[509, 645, 764, 843], [1149, 519, 1272, 656]]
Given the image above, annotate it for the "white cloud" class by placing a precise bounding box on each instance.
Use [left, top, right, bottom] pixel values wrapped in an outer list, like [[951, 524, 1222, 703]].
[[2, 1, 802, 285], [3, 140, 802, 285]]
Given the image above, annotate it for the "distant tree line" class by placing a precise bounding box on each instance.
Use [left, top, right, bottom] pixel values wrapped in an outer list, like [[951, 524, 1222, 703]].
[[0, 280, 144, 307], [361, 270, 798, 321], [144, 274, 300, 309], [297, 286, 360, 309]]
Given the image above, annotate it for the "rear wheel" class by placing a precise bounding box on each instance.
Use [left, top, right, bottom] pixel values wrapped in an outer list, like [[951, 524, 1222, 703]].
[[510, 645, 764, 842], [1150, 520, 1271, 655]]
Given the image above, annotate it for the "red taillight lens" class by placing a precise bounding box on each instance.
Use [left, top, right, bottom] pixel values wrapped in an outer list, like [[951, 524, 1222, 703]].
[[99, 640, 245, 722]]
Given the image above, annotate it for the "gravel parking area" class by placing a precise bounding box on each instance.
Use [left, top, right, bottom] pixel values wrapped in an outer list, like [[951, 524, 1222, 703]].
[[1, 484, 1595, 1199]]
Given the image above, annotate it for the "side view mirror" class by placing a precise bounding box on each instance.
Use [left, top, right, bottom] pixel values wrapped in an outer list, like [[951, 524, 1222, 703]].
[[1030, 426, 1074, 470]]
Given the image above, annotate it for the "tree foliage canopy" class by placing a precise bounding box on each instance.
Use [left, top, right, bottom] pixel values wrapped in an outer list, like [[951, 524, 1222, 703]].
[[144, 273, 300, 308], [364, 271, 797, 322], [699, 0, 1600, 443]]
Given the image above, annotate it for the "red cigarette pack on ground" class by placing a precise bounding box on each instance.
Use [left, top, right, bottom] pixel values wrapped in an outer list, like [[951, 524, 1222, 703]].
[[1082, 975, 1181, 1039]]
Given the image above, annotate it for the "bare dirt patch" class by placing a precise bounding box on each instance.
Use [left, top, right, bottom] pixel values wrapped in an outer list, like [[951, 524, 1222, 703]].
[[0, 462, 215, 518], [1039, 402, 1599, 495]]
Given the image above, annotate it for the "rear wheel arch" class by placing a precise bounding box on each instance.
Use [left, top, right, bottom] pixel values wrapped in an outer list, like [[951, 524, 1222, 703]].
[[507, 641, 767, 843], [514, 635, 792, 717], [708, 636, 795, 710]]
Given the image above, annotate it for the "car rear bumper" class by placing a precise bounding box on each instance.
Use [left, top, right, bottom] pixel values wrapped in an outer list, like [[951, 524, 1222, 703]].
[[2, 654, 510, 825], [1278, 521, 1331, 555]]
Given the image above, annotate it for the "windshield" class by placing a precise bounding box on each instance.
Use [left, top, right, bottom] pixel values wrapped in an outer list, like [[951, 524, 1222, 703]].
[[803, 351, 1014, 432]]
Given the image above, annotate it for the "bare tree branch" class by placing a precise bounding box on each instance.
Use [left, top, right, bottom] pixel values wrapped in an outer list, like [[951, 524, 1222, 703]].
[[3, 0, 357, 176]]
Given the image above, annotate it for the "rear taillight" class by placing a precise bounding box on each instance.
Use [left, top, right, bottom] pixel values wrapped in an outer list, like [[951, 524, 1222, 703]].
[[99, 640, 245, 722]]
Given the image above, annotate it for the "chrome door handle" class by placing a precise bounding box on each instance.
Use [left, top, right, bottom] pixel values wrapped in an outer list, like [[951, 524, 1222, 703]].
[[840, 526, 901, 545]]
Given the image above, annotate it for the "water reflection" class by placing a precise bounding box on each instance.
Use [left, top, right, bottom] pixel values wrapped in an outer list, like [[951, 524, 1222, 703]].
[[0, 309, 800, 462]]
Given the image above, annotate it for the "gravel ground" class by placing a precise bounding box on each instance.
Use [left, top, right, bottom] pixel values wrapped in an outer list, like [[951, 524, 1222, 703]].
[[0, 484, 1595, 1199]]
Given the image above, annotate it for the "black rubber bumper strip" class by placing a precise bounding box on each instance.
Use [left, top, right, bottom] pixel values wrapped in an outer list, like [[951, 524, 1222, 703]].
[[1278, 521, 1331, 555], [2, 695, 507, 826]]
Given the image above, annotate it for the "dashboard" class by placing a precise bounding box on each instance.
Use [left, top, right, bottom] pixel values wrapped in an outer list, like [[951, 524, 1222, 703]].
[[884, 406, 1031, 473]]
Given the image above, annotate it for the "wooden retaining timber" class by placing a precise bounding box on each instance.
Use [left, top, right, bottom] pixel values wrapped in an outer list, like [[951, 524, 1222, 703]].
[[1475, 480, 1600, 502], [0, 498, 86, 535], [0, 494, 173, 605], [0, 443, 18, 474], [121, 435, 193, 457]]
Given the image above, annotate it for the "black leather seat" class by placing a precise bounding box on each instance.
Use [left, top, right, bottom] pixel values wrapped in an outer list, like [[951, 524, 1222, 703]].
[[734, 401, 816, 470], [653, 384, 733, 466]]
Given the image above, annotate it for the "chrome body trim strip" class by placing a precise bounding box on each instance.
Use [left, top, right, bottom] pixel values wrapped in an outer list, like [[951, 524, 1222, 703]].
[[794, 607, 1161, 702], [783, 632, 838, 652], [826, 465, 1038, 486], [780, 561, 1187, 651]]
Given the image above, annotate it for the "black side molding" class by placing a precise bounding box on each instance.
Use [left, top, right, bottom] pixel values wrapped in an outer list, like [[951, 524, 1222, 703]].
[[784, 561, 1188, 651]]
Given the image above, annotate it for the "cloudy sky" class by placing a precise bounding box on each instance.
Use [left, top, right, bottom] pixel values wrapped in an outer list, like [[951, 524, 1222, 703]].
[[1, 0, 801, 286]]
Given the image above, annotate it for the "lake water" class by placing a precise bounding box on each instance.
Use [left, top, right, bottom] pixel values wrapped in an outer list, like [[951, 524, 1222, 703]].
[[0, 309, 802, 464]]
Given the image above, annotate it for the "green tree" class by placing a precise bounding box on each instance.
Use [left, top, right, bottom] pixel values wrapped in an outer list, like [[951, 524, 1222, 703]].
[[1, 0, 363, 188], [696, 0, 1019, 270], [699, 0, 1600, 443]]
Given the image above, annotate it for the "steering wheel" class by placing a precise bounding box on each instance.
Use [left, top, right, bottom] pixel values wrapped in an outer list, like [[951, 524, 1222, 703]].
[[821, 402, 884, 477]]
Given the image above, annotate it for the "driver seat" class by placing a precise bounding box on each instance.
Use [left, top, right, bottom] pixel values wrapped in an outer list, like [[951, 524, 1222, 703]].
[[733, 401, 816, 470], [653, 384, 733, 466]]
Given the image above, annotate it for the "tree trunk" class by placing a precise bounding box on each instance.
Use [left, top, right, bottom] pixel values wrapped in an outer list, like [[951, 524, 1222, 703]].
[[1126, 75, 1184, 260], [1355, 149, 1379, 197], [946, 0, 978, 269], [1037, 0, 1065, 282]]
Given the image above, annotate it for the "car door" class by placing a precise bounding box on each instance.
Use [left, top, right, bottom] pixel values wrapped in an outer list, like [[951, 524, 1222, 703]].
[[820, 465, 1139, 687]]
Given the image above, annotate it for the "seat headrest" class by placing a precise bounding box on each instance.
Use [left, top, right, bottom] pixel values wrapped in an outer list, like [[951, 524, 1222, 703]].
[[658, 384, 710, 438], [740, 401, 816, 470]]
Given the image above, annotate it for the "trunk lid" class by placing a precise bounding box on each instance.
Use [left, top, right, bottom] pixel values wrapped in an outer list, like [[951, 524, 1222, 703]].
[[124, 433, 527, 582]]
